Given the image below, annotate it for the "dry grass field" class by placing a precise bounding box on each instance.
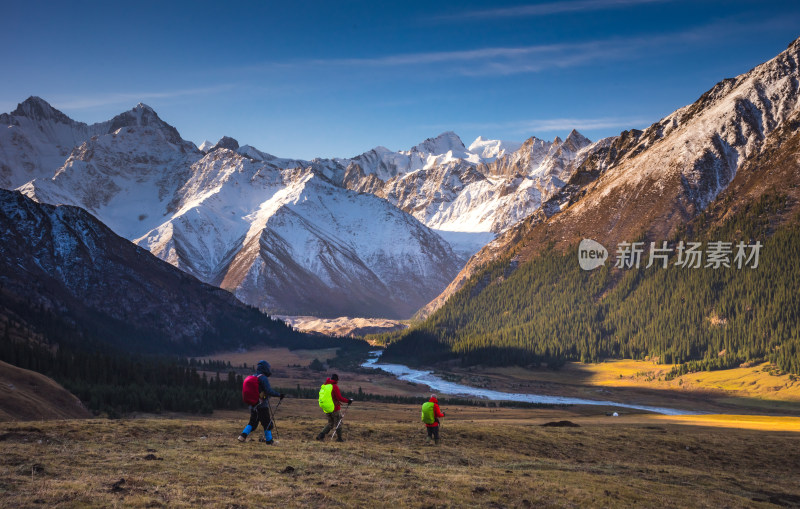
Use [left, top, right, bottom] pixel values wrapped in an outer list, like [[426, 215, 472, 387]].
[[2, 400, 800, 508]]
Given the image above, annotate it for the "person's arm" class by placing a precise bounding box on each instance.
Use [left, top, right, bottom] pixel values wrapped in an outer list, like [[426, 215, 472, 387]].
[[332, 384, 352, 404], [434, 403, 445, 418], [259, 375, 283, 398]]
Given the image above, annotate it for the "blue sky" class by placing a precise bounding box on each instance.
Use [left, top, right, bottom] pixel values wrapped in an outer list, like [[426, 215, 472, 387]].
[[3, 0, 799, 159]]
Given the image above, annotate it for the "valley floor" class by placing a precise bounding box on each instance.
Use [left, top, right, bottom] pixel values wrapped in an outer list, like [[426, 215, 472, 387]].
[[443, 360, 800, 416], [200, 347, 800, 416], [2, 400, 800, 508]]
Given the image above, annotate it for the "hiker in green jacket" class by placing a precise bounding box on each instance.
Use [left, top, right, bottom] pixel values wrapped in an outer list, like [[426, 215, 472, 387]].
[[421, 394, 445, 445], [316, 374, 352, 442]]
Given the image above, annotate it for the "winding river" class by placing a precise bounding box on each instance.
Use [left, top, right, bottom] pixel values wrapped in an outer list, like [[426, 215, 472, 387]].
[[361, 351, 698, 416]]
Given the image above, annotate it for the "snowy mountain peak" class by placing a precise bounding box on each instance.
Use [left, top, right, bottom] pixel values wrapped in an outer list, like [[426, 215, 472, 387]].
[[519, 135, 549, 149], [211, 136, 240, 152], [109, 103, 169, 130], [468, 136, 523, 161], [562, 130, 592, 152], [412, 131, 466, 155], [198, 140, 215, 152], [106, 104, 191, 148], [10, 96, 74, 125]]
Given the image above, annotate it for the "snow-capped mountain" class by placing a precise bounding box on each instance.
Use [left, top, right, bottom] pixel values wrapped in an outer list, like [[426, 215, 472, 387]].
[[545, 35, 800, 246], [0, 97, 109, 188], [337, 131, 483, 182], [468, 136, 523, 162], [0, 97, 198, 190], [19, 104, 202, 239], [387, 130, 593, 233], [334, 130, 594, 258], [134, 147, 462, 317], [418, 36, 800, 319], [7, 103, 462, 318], [2, 96, 597, 318]]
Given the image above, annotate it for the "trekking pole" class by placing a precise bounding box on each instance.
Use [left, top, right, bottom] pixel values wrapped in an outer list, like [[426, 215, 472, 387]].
[[266, 397, 284, 437], [330, 404, 350, 440]]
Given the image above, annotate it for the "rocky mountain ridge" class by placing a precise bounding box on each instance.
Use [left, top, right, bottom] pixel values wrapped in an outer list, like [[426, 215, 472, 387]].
[[0, 188, 303, 353], [417, 36, 800, 318], [4, 96, 594, 318]]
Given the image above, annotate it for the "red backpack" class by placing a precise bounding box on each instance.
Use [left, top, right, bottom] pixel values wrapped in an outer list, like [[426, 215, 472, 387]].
[[242, 375, 262, 406]]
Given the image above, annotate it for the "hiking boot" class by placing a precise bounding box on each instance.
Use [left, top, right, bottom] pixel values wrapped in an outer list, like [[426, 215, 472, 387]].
[[316, 432, 325, 441], [266, 440, 275, 445], [335, 436, 344, 443], [237, 433, 248, 442]]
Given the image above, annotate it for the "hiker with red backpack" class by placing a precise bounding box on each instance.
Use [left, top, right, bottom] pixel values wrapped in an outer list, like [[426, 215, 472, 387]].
[[316, 373, 352, 442], [421, 394, 445, 445], [238, 360, 285, 445]]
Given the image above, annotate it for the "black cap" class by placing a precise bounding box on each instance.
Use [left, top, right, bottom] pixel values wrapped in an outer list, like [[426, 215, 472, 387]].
[[331, 373, 339, 381]]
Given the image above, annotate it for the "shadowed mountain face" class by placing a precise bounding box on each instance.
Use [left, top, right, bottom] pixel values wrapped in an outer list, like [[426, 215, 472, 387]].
[[0, 189, 305, 354]]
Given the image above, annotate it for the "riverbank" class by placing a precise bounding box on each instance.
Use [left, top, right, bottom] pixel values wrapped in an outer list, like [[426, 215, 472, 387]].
[[439, 359, 800, 416], [361, 353, 697, 415], [198, 347, 800, 416]]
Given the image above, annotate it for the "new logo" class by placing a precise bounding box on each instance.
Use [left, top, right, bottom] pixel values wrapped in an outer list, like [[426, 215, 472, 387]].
[[578, 239, 608, 271]]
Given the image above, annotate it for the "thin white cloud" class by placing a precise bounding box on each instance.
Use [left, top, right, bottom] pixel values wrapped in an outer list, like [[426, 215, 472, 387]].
[[273, 19, 754, 78], [439, 0, 677, 21], [514, 117, 651, 133], [258, 13, 798, 81], [424, 116, 651, 137], [307, 44, 573, 67], [51, 85, 234, 110], [292, 39, 639, 77]]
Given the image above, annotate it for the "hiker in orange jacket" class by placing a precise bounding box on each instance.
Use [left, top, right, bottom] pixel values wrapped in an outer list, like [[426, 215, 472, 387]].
[[424, 394, 445, 445], [316, 373, 352, 442]]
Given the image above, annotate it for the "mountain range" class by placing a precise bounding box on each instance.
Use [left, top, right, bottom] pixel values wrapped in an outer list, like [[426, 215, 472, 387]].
[[2, 97, 594, 318], [2, 37, 799, 356], [0, 188, 318, 354], [384, 37, 800, 374], [415, 37, 800, 319]]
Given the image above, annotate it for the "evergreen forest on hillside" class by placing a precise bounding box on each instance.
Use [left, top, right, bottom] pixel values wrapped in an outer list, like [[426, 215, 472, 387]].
[[0, 292, 371, 416], [384, 194, 800, 375]]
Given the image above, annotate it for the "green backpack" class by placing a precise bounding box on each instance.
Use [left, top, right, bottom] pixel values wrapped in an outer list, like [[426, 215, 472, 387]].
[[319, 383, 335, 413], [421, 401, 435, 424]]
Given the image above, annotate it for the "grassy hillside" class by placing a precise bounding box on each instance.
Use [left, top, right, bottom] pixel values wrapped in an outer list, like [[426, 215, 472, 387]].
[[1, 402, 799, 507], [384, 195, 800, 375], [0, 360, 89, 421]]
